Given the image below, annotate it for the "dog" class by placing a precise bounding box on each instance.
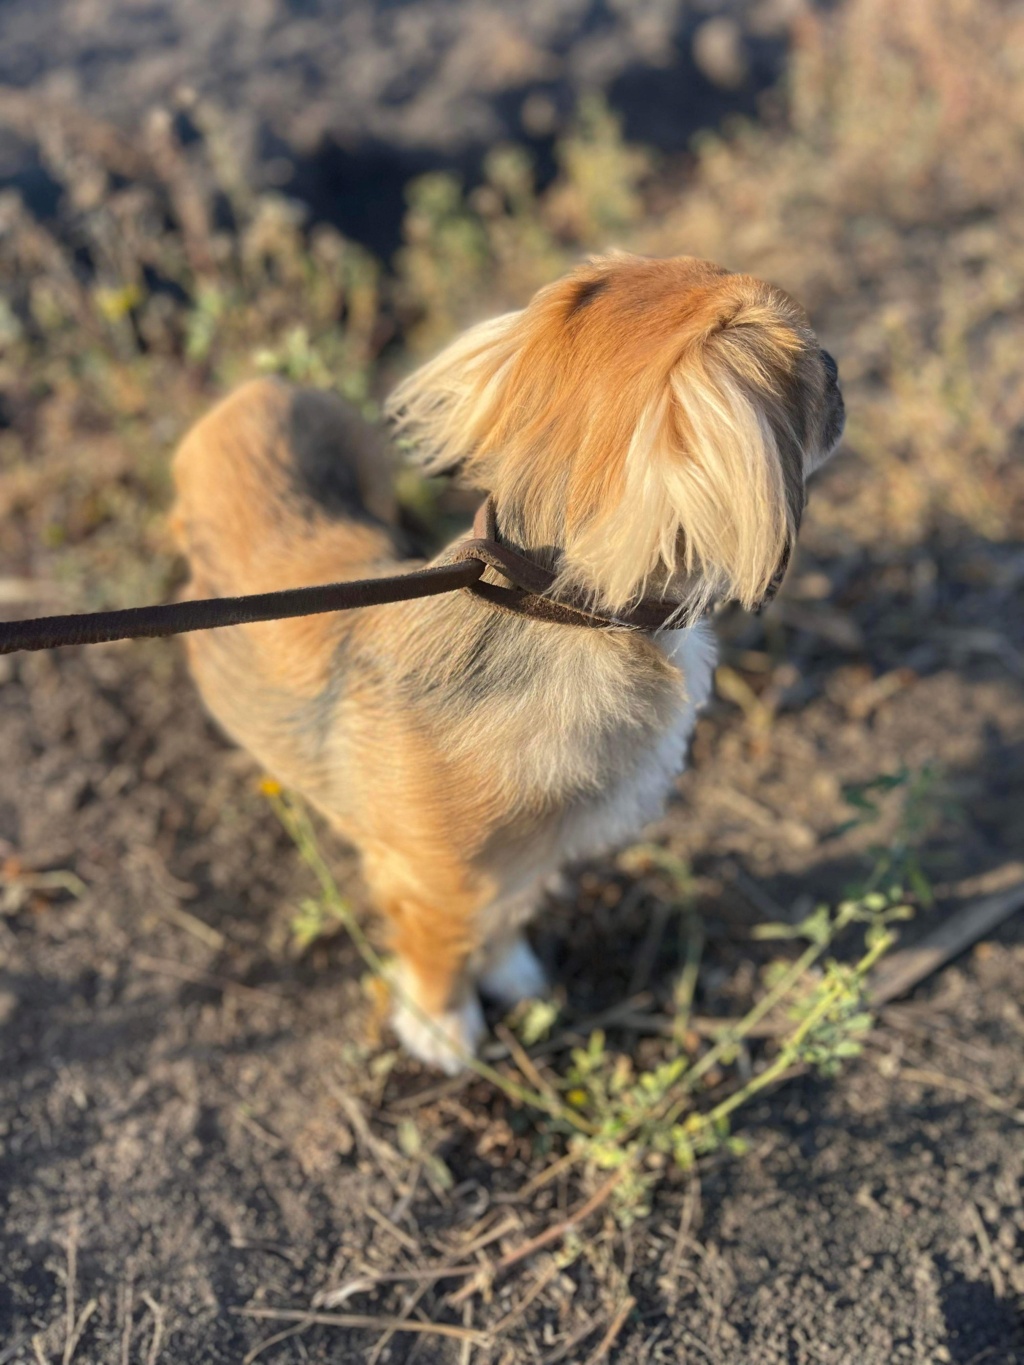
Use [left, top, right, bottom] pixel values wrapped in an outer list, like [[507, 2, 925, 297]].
[[171, 252, 844, 1073]]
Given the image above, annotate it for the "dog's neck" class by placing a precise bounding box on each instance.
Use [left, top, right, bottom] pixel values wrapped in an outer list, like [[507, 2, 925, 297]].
[[455, 496, 703, 634], [487, 494, 702, 619], [488, 498, 563, 575]]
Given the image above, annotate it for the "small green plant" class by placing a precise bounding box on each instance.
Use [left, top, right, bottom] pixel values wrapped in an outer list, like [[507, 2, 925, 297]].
[[254, 325, 332, 387], [558, 887, 907, 1221], [258, 779, 357, 954], [835, 764, 944, 904], [265, 763, 941, 1223]]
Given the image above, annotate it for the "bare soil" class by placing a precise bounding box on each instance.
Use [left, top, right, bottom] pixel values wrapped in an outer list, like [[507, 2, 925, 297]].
[[0, 0, 783, 254], [1, 488, 1023, 1362]]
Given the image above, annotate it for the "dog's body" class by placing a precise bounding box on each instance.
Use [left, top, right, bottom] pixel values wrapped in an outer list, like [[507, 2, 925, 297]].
[[172, 254, 844, 1071]]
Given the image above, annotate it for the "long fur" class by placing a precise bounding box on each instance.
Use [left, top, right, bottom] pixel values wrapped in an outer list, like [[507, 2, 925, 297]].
[[387, 254, 834, 617], [172, 253, 845, 1072]]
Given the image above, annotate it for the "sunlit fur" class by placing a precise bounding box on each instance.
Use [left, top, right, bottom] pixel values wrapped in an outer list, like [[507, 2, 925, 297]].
[[388, 254, 837, 619], [171, 254, 844, 1073]]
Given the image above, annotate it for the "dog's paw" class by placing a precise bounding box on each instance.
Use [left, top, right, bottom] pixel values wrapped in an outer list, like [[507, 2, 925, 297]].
[[479, 935, 549, 1006], [391, 991, 485, 1075]]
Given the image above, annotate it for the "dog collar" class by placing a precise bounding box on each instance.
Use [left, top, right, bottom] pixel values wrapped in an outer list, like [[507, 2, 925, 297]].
[[446, 497, 693, 632]]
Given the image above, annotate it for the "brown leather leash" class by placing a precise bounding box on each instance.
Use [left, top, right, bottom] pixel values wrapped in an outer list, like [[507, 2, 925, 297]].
[[0, 498, 688, 656]]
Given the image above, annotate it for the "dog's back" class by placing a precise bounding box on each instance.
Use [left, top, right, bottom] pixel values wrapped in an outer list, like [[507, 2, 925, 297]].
[[170, 378, 400, 782]]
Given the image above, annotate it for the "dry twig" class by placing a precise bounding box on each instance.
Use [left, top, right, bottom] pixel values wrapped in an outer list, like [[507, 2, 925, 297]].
[[582, 1295, 636, 1365], [891, 1065, 1024, 1124], [868, 870, 1024, 1007], [233, 1306, 489, 1345], [449, 1169, 625, 1307], [134, 954, 284, 1006]]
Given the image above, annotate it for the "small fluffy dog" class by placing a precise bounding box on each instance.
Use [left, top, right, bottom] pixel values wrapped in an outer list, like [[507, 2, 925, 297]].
[[171, 253, 844, 1072]]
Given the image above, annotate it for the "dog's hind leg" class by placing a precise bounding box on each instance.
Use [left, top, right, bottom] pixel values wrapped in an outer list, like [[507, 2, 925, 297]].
[[357, 843, 492, 1074], [383, 890, 487, 1075]]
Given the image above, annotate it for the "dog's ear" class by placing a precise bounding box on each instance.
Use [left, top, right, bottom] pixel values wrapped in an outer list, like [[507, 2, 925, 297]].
[[559, 291, 810, 615], [384, 312, 522, 480]]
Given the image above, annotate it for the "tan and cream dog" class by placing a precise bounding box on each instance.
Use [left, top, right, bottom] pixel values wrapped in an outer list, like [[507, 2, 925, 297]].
[[171, 253, 845, 1072]]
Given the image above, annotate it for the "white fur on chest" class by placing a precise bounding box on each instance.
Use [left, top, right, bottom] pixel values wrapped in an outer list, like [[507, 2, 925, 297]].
[[473, 620, 717, 957], [559, 620, 717, 864]]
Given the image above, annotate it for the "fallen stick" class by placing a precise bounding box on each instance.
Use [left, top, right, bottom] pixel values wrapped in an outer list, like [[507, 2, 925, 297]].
[[583, 1295, 636, 1365], [232, 1306, 487, 1345], [448, 1168, 625, 1307], [868, 865, 1024, 1008]]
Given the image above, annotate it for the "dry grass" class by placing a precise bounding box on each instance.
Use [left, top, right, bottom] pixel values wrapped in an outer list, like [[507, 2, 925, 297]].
[[637, 0, 1024, 547], [1, 0, 1021, 622]]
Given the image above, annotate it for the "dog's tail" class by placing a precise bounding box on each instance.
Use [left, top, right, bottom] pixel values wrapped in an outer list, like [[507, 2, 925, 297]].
[[170, 376, 401, 716]]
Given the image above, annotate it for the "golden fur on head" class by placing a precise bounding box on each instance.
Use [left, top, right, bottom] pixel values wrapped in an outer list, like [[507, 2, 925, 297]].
[[387, 253, 841, 616]]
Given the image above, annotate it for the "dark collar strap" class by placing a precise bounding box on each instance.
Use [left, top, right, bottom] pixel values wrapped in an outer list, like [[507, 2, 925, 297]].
[[446, 497, 691, 632]]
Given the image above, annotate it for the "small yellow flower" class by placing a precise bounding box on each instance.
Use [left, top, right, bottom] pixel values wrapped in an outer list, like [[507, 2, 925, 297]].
[[258, 776, 283, 796], [93, 283, 143, 323], [567, 1089, 589, 1108]]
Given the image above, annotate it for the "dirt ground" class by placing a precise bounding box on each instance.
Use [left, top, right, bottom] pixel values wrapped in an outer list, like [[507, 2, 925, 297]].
[[0, 0, 784, 257], [1, 1, 1024, 1361], [1, 484, 1023, 1362], [0, 1, 781, 161]]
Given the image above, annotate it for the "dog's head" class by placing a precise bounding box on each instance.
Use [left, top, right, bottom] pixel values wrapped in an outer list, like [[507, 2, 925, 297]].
[[387, 253, 844, 617]]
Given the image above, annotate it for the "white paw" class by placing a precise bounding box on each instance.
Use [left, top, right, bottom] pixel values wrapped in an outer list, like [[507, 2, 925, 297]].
[[391, 990, 485, 1075], [479, 936, 549, 1006]]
